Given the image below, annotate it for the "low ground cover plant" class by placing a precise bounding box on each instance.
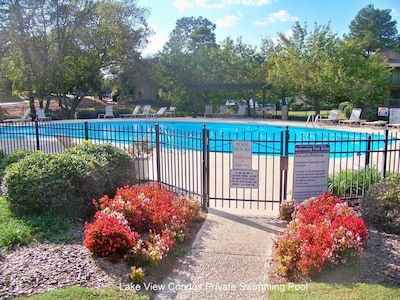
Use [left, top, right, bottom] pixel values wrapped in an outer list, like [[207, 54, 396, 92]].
[[274, 192, 368, 281], [84, 183, 201, 272]]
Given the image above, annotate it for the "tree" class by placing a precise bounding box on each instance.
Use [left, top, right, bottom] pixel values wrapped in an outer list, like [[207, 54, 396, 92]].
[[0, 0, 151, 118], [163, 16, 216, 54], [347, 4, 399, 54]]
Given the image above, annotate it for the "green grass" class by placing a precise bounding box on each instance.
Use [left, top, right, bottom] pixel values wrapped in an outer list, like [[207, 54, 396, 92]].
[[0, 198, 31, 252], [267, 283, 400, 300], [14, 286, 150, 300]]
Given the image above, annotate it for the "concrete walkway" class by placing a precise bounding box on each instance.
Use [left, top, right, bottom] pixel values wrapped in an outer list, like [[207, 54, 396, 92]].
[[155, 206, 287, 300]]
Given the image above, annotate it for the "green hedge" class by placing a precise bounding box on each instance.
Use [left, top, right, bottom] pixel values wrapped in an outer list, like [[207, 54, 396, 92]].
[[2, 142, 135, 218]]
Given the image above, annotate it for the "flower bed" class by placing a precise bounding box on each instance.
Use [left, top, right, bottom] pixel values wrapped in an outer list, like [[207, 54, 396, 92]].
[[274, 192, 368, 280]]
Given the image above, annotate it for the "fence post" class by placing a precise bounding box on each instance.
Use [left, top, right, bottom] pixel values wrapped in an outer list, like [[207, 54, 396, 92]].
[[365, 135, 371, 167], [279, 126, 290, 203], [84, 121, 89, 140], [202, 125, 210, 211], [155, 124, 161, 183], [382, 129, 389, 178], [35, 120, 40, 151]]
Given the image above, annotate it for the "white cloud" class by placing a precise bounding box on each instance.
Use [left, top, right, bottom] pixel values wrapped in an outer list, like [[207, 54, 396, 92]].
[[194, 0, 275, 9], [216, 11, 242, 28], [142, 25, 169, 56], [173, 0, 195, 11], [254, 10, 299, 26]]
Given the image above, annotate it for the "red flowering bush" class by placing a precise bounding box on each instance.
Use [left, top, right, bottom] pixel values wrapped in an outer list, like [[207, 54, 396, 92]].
[[94, 184, 192, 240], [85, 183, 201, 265], [274, 192, 368, 280], [83, 211, 139, 257]]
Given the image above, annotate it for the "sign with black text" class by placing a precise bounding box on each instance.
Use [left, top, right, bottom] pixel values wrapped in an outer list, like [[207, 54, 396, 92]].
[[292, 144, 330, 202]]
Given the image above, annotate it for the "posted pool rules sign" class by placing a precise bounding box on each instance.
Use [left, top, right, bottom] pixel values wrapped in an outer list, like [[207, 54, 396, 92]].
[[292, 144, 330, 202], [230, 141, 259, 188]]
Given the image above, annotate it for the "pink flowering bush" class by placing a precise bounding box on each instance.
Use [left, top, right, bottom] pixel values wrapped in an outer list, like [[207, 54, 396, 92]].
[[274, 192, 368, 280]]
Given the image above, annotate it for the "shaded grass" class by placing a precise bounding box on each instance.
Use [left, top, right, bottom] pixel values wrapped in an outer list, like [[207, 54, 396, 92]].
[[267, 283, 400, 300]]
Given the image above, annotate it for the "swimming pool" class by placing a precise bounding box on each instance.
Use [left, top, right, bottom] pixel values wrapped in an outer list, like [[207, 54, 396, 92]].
[[0, 119, 386, 156]]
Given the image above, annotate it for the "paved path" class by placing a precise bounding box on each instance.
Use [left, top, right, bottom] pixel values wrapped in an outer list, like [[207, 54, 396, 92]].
[[155, 206, 287, 300]]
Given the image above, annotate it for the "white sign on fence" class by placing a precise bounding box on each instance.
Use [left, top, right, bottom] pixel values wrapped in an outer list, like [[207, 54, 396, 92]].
[[232, 141, 252, 169], [230, 140, 258, 188], [292, 144, 330, 202], [230, 169, 259, 188]]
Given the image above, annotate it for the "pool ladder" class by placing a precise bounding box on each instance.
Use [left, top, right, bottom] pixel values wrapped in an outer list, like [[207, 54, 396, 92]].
[[306, 114, 322, 127]]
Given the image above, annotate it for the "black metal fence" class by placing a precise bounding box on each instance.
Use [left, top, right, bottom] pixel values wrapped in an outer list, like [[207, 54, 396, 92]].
[[1, 120, 400, 210]]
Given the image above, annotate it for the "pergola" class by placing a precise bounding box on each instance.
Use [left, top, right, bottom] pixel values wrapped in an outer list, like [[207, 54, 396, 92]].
[[188, 82, 271, 117]]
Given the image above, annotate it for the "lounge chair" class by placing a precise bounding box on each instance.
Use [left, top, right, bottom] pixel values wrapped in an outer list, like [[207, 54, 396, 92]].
[[315, 109, 339, 125], [236, 105, 247, 117], [37, 108, 52, 121], [165, 107, 176, 117], [120, 105, 141, 118], [3, 109, 32, 123], [204, 104, 213, 117], [339, 108, 362, 126], [218, 105, 228, 117], [149, 107, 168, 119], [98, 105, 114, 118], [137, 105, 151, 118], [360, 120, 387, 128]]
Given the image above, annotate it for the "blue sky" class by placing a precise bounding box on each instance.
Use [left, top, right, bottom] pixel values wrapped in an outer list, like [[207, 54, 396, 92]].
[[137, 0, 400, 56]]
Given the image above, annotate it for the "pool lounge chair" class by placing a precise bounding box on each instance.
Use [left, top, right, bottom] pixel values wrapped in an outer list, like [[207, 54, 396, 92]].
[[315, 109, 339, 125], [98, 105, 114, 118], [236, 105, 247, 117], [149, 107, 168, 119], [165, 107, 176, 117], [360, 120, 388, 128], [136, 105, 152, 118], [339, 108, 362, 126], [120, 105, 141, 118], [218, 105, 229, 117], [4, 109, 32, 123], [37, 109, 52, 121], [204, 104, 213, 117]]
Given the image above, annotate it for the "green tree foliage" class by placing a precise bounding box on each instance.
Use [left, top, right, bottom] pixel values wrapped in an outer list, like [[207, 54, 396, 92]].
[[163, 16, 216, 54], [347, 4, 399, 54], [264, 21, 392, 113], [0, 0, 151, 117]]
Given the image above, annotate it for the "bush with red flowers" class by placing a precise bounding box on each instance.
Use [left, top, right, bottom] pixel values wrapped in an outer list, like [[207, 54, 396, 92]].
[[84, 183, 201, 266], [83, 211, 139, 257], [274, 192, 368, 280]]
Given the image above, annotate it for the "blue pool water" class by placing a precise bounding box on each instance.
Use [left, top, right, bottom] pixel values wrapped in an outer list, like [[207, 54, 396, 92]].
[[0, 120, 386, 156]]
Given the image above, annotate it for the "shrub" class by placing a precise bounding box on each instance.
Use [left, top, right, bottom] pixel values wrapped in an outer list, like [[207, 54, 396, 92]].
[[83, 211, 139, 257], [66, 142, 136, 197], [274, 192, 368, 280], [95, 184, 192, 240], [0, 149, 33, 178], [363, 175, 400, 235], [85, 184, 200, 265], [328, 167, 381, 197], [2, 142, 135, 217]]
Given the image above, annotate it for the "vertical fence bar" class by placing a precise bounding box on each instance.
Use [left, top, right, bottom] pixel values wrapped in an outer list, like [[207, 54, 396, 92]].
[[155, 124, 161, 183], [202, 125, 209, 211], [382, 129, 389, 178], [365, 135, 371, 167], [34, 120, 40, 151], [84, 121, 89, 140]]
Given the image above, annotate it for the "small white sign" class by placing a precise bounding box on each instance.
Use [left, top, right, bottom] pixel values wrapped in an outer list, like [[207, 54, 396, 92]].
[[230, 169, 259, 189], [232, 141, 252, 169], [378, 107, 389, 116], [292, 144, 330, 202]]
